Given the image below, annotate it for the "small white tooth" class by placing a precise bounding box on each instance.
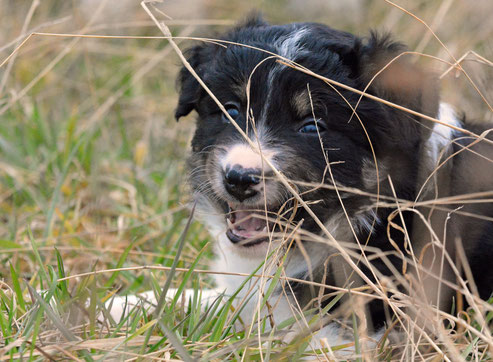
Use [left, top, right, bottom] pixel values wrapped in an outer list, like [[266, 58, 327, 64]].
[[227, 218, 233, 228], [262, 226, 267, 232]]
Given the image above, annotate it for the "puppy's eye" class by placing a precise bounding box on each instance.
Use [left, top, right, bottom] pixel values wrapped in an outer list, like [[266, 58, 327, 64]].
[[221, 104, 240, 123], [298, 118, 326, 134]]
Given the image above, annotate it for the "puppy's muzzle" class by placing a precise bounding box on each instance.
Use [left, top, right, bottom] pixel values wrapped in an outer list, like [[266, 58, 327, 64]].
[[224, 165, 261, 202]]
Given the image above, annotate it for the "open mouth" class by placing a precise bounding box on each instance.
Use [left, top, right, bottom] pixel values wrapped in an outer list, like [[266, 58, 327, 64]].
[[225, 201, 295, 247], [226, 204, 269, 247]]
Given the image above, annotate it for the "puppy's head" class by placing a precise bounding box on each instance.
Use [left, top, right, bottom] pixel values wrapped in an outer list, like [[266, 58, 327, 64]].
[[175, 15, 439, 257]]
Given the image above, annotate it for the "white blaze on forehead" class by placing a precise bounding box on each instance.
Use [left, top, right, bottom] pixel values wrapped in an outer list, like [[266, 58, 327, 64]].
[[269, 27, 309, 87], [261, 28, 309, 122], [220, 143, 277, 171], [275, 27, 309, 59]]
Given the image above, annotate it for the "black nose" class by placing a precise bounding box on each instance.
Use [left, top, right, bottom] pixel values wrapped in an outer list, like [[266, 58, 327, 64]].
[[224, 165, 261, 201]]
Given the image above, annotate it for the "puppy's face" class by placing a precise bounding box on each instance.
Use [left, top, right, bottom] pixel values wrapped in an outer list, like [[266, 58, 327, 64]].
[[176, 17, 438, 257]]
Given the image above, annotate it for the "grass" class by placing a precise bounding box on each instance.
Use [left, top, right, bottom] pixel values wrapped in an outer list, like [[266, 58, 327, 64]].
[[1, 0, 493, 360]]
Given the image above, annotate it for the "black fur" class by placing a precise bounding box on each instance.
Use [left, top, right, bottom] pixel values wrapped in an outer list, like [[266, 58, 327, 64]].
[[175, 15, 493, 334]]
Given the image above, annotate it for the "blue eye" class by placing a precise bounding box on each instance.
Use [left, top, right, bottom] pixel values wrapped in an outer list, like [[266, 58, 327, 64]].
[[222, 105, 240, 123], [298, 118, 326, 134]]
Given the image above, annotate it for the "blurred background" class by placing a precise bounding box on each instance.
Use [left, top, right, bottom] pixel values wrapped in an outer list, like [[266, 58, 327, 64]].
[[1, 0, 492, 313], [0, 1, 492, 359]]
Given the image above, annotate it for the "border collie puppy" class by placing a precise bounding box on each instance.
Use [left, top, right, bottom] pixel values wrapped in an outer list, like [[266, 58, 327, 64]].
[[175, 15, 493, 348]]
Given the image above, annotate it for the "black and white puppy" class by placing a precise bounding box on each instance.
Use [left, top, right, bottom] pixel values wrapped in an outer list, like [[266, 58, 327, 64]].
[[175, 15, 493, 346]]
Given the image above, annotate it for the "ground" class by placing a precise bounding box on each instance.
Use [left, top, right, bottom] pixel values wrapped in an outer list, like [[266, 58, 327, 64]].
[[0, 0, 492, 360]]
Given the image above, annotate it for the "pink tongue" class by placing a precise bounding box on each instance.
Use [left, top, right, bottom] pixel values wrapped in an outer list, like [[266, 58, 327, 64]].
[[233, 211, 266, 238]]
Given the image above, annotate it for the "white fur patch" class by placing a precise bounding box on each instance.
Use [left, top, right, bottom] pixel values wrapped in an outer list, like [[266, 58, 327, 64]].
[[416, 102, 460, 201], [220, 143, 276, 171], [308, 324, 384, 358], [260, 28, 309, 122], [98, 288, 218, 323], [353, 209, 380, 235], [101, 286, 378, 357], [275, 27, 309, 60], [211, 236, 333, 346], [425, 102, 460, 167]]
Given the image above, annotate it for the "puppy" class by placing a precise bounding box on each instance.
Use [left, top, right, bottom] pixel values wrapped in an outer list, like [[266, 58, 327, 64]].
[[175, 15, 493, 350]]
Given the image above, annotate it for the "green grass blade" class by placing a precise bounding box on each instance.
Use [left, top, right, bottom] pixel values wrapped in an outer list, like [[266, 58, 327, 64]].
[[0, 239, 21, 249], [158, 320, 196, 362], [27, 284, 77, 342], [104, 238, 137, 289], [54, 247, 69, 298], [27, 225, 49, 288], [170, 242, 208, 310], [141, 203, 196, 353], [9, 262, 26, 312]]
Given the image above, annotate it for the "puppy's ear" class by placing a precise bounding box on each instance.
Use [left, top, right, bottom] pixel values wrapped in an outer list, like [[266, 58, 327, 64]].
[[359, 32, 439, 142], [326, 39, 363, 79], [361, 31, 439, 122], [175, 13, 267, 121], [175, 45, 205, 121]]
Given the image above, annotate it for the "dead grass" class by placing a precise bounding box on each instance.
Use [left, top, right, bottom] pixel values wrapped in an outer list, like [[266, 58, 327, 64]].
[[0, 0, 492, 360]]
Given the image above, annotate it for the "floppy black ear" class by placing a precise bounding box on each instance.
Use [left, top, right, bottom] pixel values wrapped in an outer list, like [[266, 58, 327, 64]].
[[358, 32, 440, 142], [175, 12, 268, 121], [325, 38, 363, 79], [175, 45, 206, 121], [362, 32, 439, 120]]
